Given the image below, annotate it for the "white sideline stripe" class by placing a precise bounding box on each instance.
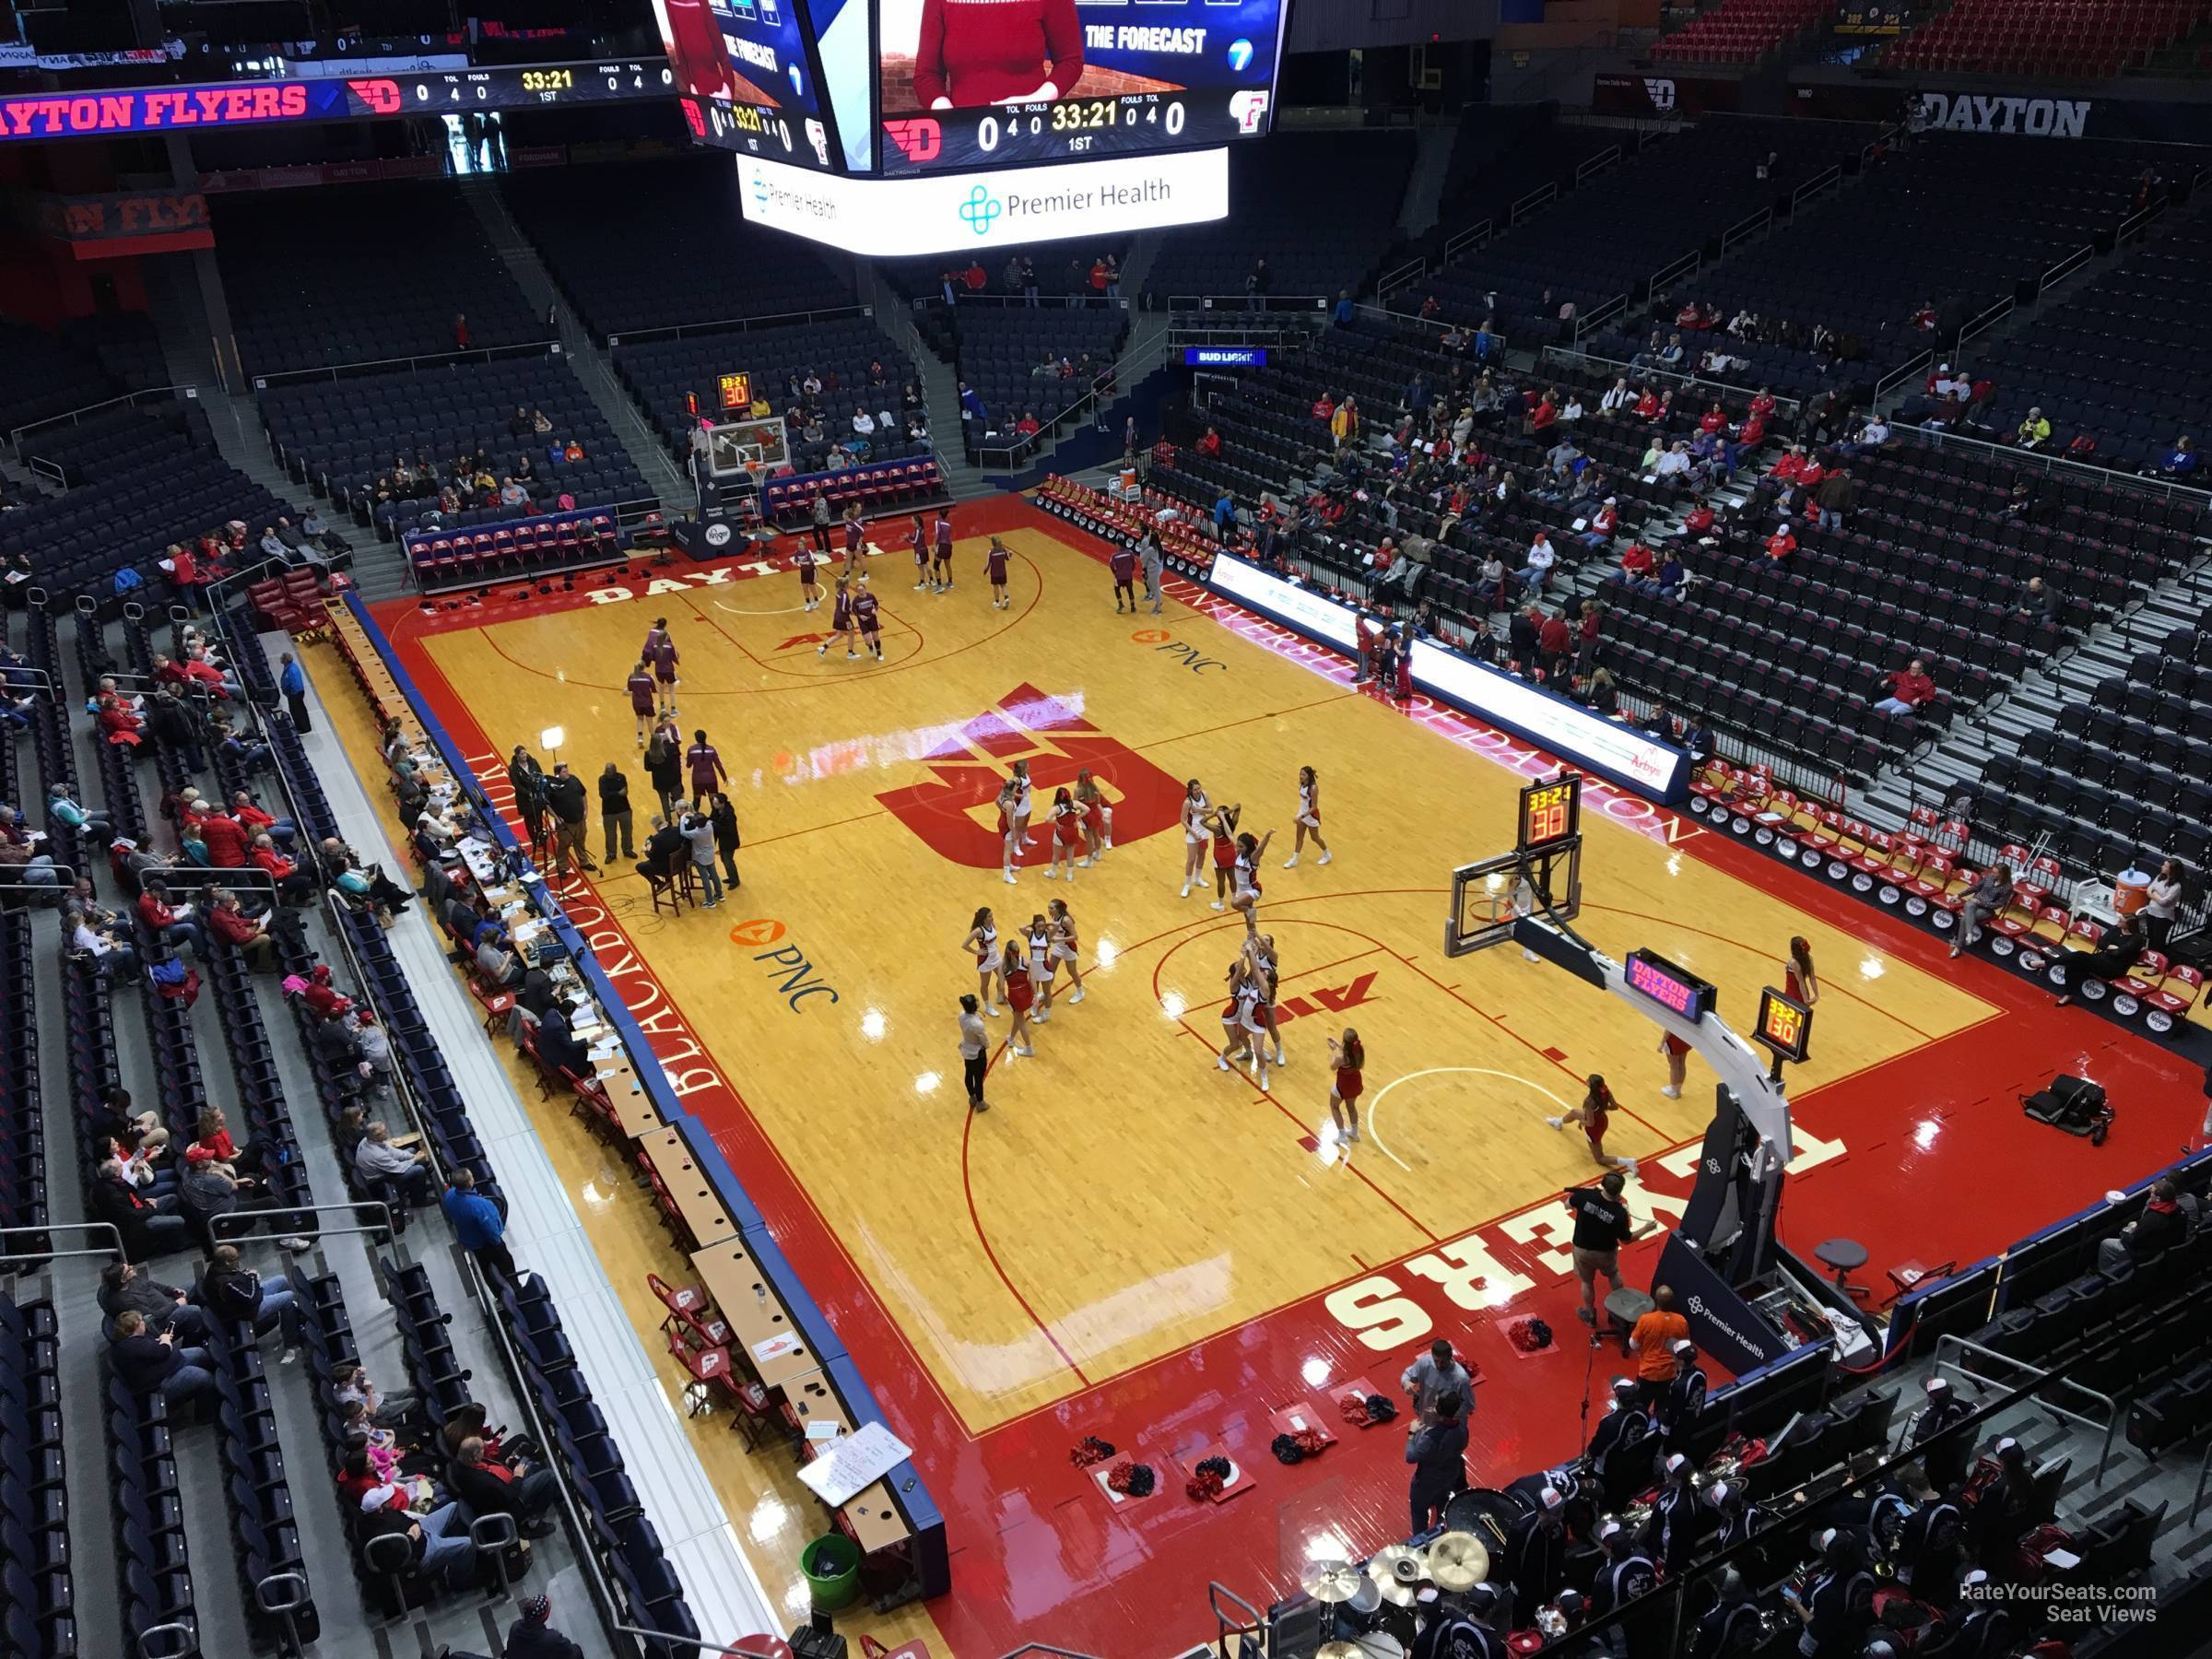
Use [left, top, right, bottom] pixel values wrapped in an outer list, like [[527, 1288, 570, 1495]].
[[284, 635, 782, 1649]]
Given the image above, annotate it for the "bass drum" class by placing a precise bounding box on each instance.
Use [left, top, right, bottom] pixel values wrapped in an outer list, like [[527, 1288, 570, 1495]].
[[1442, 1488, 1519, 1549]]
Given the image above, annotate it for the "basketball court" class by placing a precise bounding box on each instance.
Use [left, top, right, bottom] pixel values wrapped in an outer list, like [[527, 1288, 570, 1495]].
[[336, 495, 2207, 1657]]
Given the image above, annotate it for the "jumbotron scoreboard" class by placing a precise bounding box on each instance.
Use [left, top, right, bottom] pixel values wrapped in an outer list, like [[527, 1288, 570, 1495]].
[[651, 0, 1286, 253]]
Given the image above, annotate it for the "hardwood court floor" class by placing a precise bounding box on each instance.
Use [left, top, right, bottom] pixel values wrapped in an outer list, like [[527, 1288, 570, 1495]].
[[355, 497, 2209, 1657]]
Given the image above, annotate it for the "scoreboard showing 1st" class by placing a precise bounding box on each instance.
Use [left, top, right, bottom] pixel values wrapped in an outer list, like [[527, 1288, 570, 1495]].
[[1518, 774, 1583, 854]]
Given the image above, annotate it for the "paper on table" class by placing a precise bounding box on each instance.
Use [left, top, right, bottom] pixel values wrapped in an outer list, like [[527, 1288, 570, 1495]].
[[751, 1332, 804, 1364], [796, 1419, 912, 1508], [805, 1420, 843, 1443]]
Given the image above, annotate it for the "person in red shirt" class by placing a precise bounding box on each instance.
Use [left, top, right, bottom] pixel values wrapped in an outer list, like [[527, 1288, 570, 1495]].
[[136, 880, 206, 956], [1699, 402, 1725, 435], [453, 313, 469, 350], [207, 889, 279, 972], [1739, 409, 1769, 447], [1795, 454, 1826, 493], [1312, 394, 1336, 424], [1875, 658, 1936, 716], [229, 791, 289, 849], [251, 834, 314, 903], [1765, 523, 1797, 563], [1195, 428, 1221, 458], [1578, 497, 1618, 548], [1632, 388, 1661, 420], [296, 963, 352, 1020], [1529, 390, 1559, 432], [1015, 411, 1041, 439], [197, 811, 250, 869], [1537, 610, 1572, 681], [98, 693, 144, 747], [1682, 502, 1716, 535], [1618, 542, 1655, 589], [1771, 446, 1806, 484], [909, 0, 1084, 109]]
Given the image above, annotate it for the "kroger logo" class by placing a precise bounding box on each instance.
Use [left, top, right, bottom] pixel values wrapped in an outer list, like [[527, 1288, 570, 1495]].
[[1227, 37, 1253, 71], [958, 183, 1002, 236]]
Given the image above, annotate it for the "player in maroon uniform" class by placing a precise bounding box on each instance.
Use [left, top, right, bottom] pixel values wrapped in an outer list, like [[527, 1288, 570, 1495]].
[[932, 509, 955, 590], [1110, 540, 1137, 612], [794, 541, 821, 612], [626, 660, 656, 747], [817, 576, 859, 660], [909, 512, 932, 592], [1043, 787, 1084, 882], [841, 504, 867, 583], [641, 620, 679, 719], [985, 536, 1011, 607], [852, 582, 884, 661]]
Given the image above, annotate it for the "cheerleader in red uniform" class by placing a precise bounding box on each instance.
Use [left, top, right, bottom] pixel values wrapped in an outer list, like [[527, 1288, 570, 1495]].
[[1550, 1073, 1638, 1176], [995, 777, 1022, 886], [1784, 935, 1819, 1008], [816, 576, 858, 659], [1009, 759, 1034, 850], [910, 512, 932, 591], [1327, 1027, 1364, 1147], [1043, 787, 1085, 882], [1047, 897, 1086, 1005], [986, 536, 1012, 608], [1206, 803, 1241, 912], [1230, 827, 1274, 934], [1247, 933, 1285, 1069], [794, 542, 822, 612], [1178, 779, 1212, 899], [1000, 940, 1036, 1055], [1284, 765, 1331, 868], [1659, 1031, 1689, 1099], [1075, 769, 1112, 865], [1217, 957, 1271, 1089], [959, 905, 1003, 1015], [1024, 912, 1056, 1022]]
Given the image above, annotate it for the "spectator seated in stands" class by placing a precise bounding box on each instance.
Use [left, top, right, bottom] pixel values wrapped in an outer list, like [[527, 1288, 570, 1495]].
[[358, 1483, 481, 1593], [354, 1121, 433, 1206], [2015, 406, 2053, 451], [449, 1434, 559, 1538], [251, 831, 316, 903], [180, 1144, 306, 1250], [99, 1260, 207, 1344], [1520, 531, 1557, 594], [506, 1594, 589, 1659], [91, 1154, 190, 1259], [207, 888, 279, 971], [2147, 434, 2197, 479], [1615, 540, 1657, 594], [70, 901, 141, 978], [1873, 658, 1937, 718], [109, 1308, 219, 1411], [135, 879, 206, 956], [198, 1242, 301, 1345]]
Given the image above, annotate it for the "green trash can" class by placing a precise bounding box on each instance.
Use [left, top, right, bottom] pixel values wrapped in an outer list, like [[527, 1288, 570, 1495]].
[[800, 1533, 863, 1612]]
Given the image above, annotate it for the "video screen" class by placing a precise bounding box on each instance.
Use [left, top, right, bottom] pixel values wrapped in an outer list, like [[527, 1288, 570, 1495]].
[[877, 0, 1284, 174], [650, 0, 841, 170]]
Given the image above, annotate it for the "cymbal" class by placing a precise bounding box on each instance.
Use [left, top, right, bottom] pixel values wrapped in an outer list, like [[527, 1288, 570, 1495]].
[[1368, 1543, 1428, 1606], [1426, 1531, 1490, 1591], [1316, 1644, 1367, 1659], [1301, 1560, 1366, 1603]]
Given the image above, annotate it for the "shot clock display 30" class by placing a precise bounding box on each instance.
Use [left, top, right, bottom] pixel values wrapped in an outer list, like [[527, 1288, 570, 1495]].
[[1518, 774, 1583, 855], [1624, 948, 1720, 1024], [1755, 987, 1814, 1064]]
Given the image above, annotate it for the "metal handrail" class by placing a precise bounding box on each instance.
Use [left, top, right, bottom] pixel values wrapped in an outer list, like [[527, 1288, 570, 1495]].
[[1571, 292, 1630, 346], [1898, 414, 2212, 506], [1443, 213, 1500, 263], [209, 1203, 394, 1246], [1874, 346, 1936, 402], [1508, 182, 1558, 226], [2038, 241, 2095, 293], [606, 301, 868, 348], [1649, 249, 1700, 298], [250, 339, 558, 391], [1956, 296, 2016, 351], [1722, 205, 1772, 251], [1541, 343, 1806, 414], [9, 383, 200, 455], [1207, 1582, 1265, 1654], [0, 1221, 126, 1266], [1377, 253, 1429, 298], [925, 290, 1124, 312], [1790, 163, 1841, 215], [1575, 142, 1624, 182], [1936, 1331, 2121, 1483], [1166, 294, 1331, 314]]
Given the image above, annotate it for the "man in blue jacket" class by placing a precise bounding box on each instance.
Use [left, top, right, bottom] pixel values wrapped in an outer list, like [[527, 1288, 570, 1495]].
[[278, 651, 311, 733], [441, 1168, 524, 1288]]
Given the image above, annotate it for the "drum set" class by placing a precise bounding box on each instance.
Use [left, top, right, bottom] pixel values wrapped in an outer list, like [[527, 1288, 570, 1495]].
[[1298, 1500, 1504, 1659]]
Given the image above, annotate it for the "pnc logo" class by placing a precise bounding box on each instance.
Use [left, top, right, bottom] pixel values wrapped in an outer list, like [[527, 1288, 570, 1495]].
[[958, 183, 1002, 236], [884, 117, 942, 162], [727, 918, 787, 947]]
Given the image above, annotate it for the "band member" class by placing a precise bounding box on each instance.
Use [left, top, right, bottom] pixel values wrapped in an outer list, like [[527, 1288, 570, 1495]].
[[933, 508, 955, 590], [1044, 787, 1084, 882], [910, 512, 932, 591], [1047, 898, 1085, 1005], [986, 535, 1012, 608], [852, 581, 884, 661], [794, 540, 822, 611], [1179, 779, 1212, 898], [642, 619, 679, 718], [1230, 829, 1274, 932], [1110, 539, 1137, 612], [1285, 765, 1331, 867], [841, 503, 867, 582], [1549, 1073, 1638, 1176], [817, 575, 858, 659], [1327, 1027, 1363, 1146], [1246, 933, 1286, 1068], [626, 660, 656, 747], [1075, 769, 1112, 864], [959, 905, 1003, 1015], [1218, 958, 1270, 1089], [995, 777, 1022, 886], [1001, 939, 1036, 1055], [1207, 802, 1242, 912], [1008, 759, 1034, 850], [1024, 912, 1056, 1022]]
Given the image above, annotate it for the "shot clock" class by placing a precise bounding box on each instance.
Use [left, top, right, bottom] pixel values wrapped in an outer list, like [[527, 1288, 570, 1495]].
[[1754, 986, 1813, 1065], [1517, 774, 1583, 856]]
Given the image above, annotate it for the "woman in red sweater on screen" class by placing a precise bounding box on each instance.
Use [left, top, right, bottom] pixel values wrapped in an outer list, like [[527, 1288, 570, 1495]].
[[912, 0, 1084, 109]]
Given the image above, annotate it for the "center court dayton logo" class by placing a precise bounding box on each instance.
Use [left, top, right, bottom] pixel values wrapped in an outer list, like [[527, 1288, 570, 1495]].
[[958, 182, 1002, 236], [876, 684, 1184, 868]]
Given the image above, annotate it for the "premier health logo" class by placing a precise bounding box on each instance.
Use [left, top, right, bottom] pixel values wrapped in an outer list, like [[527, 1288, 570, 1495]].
[[750, 168, 769, 209], [958, 182, 1003, 236]]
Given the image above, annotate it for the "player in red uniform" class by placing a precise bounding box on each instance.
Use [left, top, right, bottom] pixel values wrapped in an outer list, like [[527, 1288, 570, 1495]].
[[1074, 769, 1112, 865], [932, 509, 955, 590], [852, 582, 884, 661], [1000, 939, 1036, 1055], [1550, 1074, 1637, 1175], [626, 660, 657, 747], [1110, 540, 1137, 612], [1206, 803, 1241, 912], [1327, 1028, 1365, 1147], [1043, 787, 1085, 882], [817, 576, 858, 659], [985, 536, 1011, 608], [910, 512, 932, 592], [794, 542, 822, 611], [641, 620, 680, 718], [1285, 764, 1331, 867]]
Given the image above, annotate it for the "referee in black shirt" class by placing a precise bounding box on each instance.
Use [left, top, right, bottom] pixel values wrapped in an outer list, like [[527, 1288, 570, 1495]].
[[1564, 1171, 1653, 1327]]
